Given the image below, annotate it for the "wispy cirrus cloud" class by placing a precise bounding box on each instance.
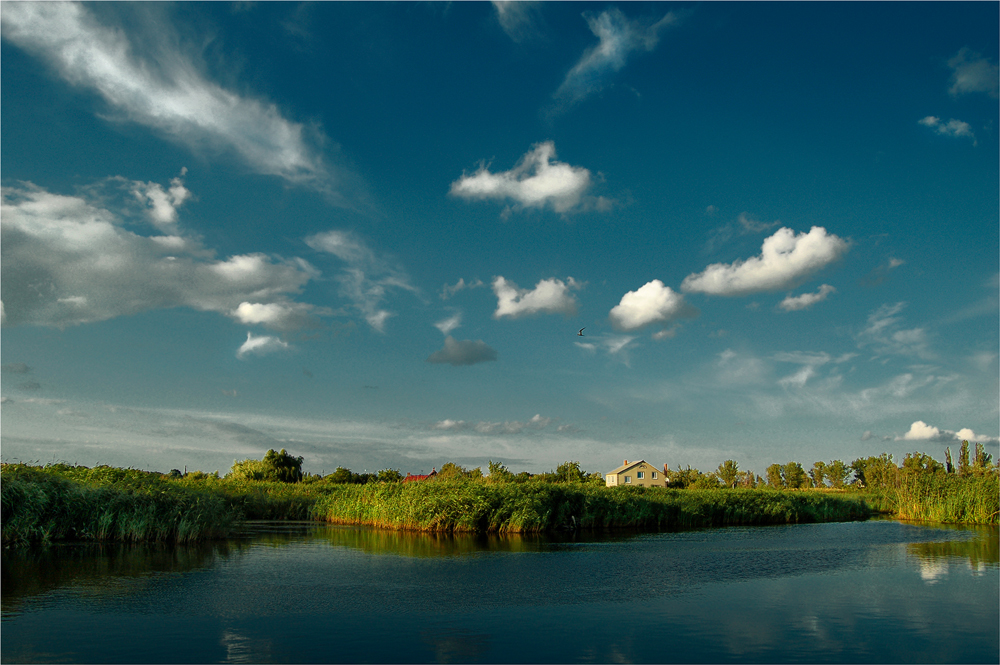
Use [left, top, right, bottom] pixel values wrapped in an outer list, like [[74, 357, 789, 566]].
[[492, 275, 580, 319], [855, 302, 933, 360], [450, 142, 607, 216], [682, 227, 849, 297], [492, 1, 543, 43], [1, 177, 321, 330], [305, 230, 418, 333], [548, 8, 678, 115], [0, 2, 335, 193]]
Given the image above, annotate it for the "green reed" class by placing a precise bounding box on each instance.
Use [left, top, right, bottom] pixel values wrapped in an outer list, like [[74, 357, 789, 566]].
[[311, 481, 872, 533], [1, 464, 236, 546], [864, 473, 999, 525]]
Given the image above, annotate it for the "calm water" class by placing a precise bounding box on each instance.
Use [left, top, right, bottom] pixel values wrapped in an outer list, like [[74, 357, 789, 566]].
[[2, 520, 997, 664]]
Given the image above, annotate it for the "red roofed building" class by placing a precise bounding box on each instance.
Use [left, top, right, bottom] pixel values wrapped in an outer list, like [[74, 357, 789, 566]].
[[403, 468, 437, 482]]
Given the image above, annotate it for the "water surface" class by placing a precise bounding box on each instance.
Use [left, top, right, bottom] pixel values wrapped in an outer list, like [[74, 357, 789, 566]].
[[2, 520, 997, 663]]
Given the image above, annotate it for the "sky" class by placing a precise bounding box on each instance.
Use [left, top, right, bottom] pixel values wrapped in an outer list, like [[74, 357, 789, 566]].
[[1, 2, 998, 479]]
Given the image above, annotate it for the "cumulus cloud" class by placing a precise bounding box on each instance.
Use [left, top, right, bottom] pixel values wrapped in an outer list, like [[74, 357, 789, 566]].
[[450, 142, 602, 215], [231, 300, 327, 331], [779, 284, 836, 311], [609, 280, 697, 332], [919, 116, 976, 145], [236, 332, 290, 359], [681, 226, 849, 297], [948, 48, 999, 98], [900, 420, 999, 445], [492, 276, 580, 319], [0, 2, 332, 190], [306, 230, 418, 332], [1, 180, 319, 329], [550, 8, 678, 112], [426, 336, 498, 366]]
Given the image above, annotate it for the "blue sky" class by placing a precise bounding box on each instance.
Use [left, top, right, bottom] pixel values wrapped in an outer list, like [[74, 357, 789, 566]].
[[2, 2, 997, 478]]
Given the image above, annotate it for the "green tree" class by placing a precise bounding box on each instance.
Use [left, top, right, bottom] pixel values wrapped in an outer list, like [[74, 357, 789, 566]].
[[262, 448, 304, 483], [556, 461, 586, 483], [826, 460, 849, 489], [783, 462, 808, 489], [691, 473, 722, 489], [487, 460, 515, 483], [717, 460, 739, 488], [376, 468, 403, 483], [667, 466, 704, 489], [766, 463, 784, 489], [850, 454, 896, 489], [809, 461, 827, 488], [902, 451, 943, 476], [973, 442, 993, 474], [945, 446, 954, 474], [958, 440, 971, 477]]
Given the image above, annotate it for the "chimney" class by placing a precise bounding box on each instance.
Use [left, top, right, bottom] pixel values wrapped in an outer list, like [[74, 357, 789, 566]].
[[623, 459, 628, 466], [663, 463, 669, 474]]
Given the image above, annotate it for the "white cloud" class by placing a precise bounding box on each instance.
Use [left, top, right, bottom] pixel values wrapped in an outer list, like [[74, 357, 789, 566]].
[[492, 276, 580, 319], [0, 2, 330, 189], [919, 116, 976, 145], [948, 48, 999, 98], [450, 142, 597, 215], [236, 332, 290, 359], [550, 8, 678, 111], [305, 230, 418, 333], [432, 413, 556, 435], [492, 1, 542, 42], [609, 279, 697, 332], [1, 180, 319, 329], [231, 301, 325, 331], [856, 303, 933, 359], [900, 420, 999, 445], [427, 336, 498, 366], [440, 278, 485, 300], [682, 226, 849, 296], [779, 284, 836, 311], [129, 168, 191, 231], [434, 312, 462, 335]]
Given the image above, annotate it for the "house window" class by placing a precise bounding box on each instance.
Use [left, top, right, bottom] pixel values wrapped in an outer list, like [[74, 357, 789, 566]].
[[625, 476, 631, 483], [652, 472, 658, 479], [637, 471, 644, 479]]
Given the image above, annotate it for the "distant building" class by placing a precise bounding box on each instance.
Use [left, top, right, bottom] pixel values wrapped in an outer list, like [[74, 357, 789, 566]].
[[403, 468, 438, 483], [605, 459, 666, 488]]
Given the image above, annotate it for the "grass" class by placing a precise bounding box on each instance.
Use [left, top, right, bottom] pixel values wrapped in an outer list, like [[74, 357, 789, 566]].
[[861, 473, 999, 525], [310, 481, 872, 533]]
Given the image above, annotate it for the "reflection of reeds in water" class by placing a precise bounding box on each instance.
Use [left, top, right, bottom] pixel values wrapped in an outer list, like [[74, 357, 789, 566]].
[[907, 527, 1000, 570], [1, 539, 249, 618]]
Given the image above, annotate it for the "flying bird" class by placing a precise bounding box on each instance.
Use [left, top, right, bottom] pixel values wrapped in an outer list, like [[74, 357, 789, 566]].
[[578, 328, 585, 336]]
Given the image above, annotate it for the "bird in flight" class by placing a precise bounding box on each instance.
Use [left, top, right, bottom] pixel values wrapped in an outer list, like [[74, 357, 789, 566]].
[[578, 328, 585, 336]]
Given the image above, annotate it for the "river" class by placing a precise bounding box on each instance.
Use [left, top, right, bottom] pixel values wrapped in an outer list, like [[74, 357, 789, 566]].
[[2, 519, 997, 663]]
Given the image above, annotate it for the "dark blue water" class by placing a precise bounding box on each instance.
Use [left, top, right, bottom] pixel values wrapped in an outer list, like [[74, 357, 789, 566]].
[[2, 520, 997, 663]]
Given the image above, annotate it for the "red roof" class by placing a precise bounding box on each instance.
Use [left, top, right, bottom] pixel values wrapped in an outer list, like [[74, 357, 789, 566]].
[[403, 468, 437, 482]]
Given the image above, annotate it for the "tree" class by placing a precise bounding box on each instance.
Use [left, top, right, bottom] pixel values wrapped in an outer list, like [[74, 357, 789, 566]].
[[487, 460, 514, 483], [717, 460, 739, 488], [667, 466, 704, 489], [555, 461, 586, 483], [809, 461, 827, 488], [958, 440, 971, 477], [901, 452, 943, 476], [262, 448, 304, 483], [945, 446, 954, 474], [691, 473, 722, 489], [826, 460, 849, 489], [850, 454, 896, 489], [973, 442, 993, 473], [782, 462, 808, 489], [766, 463, 784, 489], [376, 468, 403, 483]]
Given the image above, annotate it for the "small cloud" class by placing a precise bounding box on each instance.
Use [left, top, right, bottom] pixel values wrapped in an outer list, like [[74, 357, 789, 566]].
[[779, 284, 836, 311], [683, 227, 849, 297], [609, 279, 697, 332], [861, 430, 873, 441], [427, 336, 498, 366], [861, 257, 904, 287], [1, 363, 31, 374], [221, 389, 238, 397], [919, 116, 976, 145], [492, 1, 543, 42], [450, 142, 598, 215], [440, 278, 485, 300], [492, 276, 580, 319], [704, 205, 717, 216], [434, 312, 462, 335], [948, 48, 999, 98], [231, 300, 325, 331], [236, 332, 290, 359], [899, 420, 999, 445], [549, 8, 679, 114]]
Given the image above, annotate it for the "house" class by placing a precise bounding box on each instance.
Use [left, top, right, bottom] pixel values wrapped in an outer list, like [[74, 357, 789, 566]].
[[605, 459, 667, 488], [403, 468, 437, 483]]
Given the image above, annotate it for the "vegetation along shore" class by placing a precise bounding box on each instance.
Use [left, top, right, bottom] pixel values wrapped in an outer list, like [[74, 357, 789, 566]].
[[3, 443, 996, 546]]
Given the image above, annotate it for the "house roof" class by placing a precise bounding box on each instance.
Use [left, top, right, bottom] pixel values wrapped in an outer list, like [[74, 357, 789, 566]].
[[607, 459, 654, 475], [403, 469, 438, 482]]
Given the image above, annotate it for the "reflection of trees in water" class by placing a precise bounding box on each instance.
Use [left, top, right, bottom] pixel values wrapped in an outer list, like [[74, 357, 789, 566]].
[[907, 526, 999, 570], [1, 539, 250, 618]]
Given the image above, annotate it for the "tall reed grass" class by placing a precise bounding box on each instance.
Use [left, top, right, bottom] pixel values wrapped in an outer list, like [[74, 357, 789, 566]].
[[1, 464, 236, 546], [864, 473, 999, 524], [311, 481, 871, 533]]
